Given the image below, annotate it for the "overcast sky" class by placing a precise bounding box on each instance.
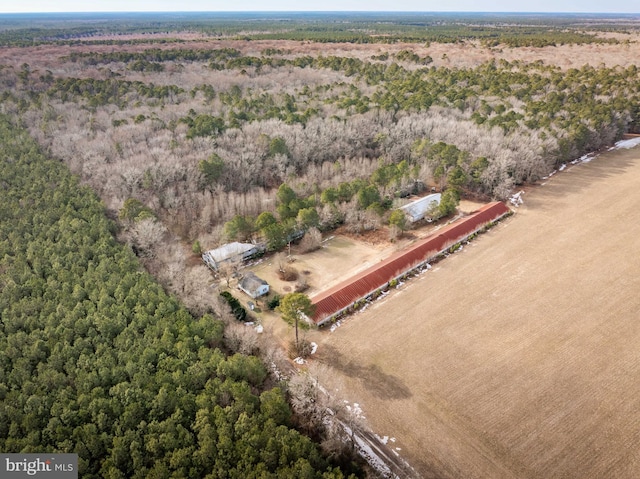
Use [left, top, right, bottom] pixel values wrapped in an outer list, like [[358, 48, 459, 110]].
[[1, 1, 638, 14]]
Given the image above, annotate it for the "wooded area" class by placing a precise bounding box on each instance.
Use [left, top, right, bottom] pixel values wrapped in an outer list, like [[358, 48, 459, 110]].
[[0, 115, 358, 477], [5, 36, 638, 245]]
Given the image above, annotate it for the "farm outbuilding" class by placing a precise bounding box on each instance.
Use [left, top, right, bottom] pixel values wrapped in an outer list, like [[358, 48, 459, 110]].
[[202, 242, 264, 271], [311, 201, 511, 326], [238, 272, 270, 298], [400, 193, 442, 223]]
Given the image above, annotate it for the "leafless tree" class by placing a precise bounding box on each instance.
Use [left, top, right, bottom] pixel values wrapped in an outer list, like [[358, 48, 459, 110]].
[[209, 288, 236, 324], [299, 227, 322, 253], [295, 275, 310, 293], [128, 218, 167, 257], [224, 321, 259, 355], [217, 257, 242, 288]]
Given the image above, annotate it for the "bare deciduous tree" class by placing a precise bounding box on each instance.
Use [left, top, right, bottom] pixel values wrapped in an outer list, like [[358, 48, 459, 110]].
[[299, 227, 322, 253], [223, 321, 259, 355], [217, 257, 242, 288], [128, 218, 167, 257]]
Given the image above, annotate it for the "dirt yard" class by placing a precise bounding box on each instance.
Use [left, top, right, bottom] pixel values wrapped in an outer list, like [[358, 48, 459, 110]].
[[306, 146, 640, 479], [239, 199, 486, 340], [249, 236, 384, 298], [247, 198, 486, 297]]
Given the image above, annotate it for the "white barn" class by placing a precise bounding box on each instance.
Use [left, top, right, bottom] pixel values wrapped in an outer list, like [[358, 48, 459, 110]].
[[202, 242, 264, 271], [399, 193, 442, 223]]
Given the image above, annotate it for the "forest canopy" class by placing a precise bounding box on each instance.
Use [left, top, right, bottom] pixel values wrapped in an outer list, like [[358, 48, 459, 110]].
[[0, 115, 353, 478], [0, 12, 635, 46], [1, 13, 639, 301]]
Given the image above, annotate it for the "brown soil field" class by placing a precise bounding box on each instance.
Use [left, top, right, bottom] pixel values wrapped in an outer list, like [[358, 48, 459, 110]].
[[308, 146, 640, 479]]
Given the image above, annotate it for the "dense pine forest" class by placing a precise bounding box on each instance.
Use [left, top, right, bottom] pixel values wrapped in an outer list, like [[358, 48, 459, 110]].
[[0, 115, 361, 477], [2, 11, 640, 477]]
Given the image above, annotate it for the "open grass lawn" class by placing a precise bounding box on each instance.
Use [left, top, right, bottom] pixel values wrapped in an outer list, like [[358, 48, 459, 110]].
[[313, 146, 640, 478]]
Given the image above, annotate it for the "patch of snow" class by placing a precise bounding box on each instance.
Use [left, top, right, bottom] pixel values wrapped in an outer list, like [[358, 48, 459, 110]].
[[310, 342, 318, 355], [293, 357, 305, 365], [244, 321, 254, 326], [342, 424, 396, 478], [390, 437, 396, 443], [330, 320, 342, 333], [571, 152, 596, 164], [614, 137, 640, 149], [509, 190, 524, 207], [539, 139, 638, 188], [574, 137, 640, 162], [255, 324, 263, 333], [381, 436, 389, 444], [344, 401, 365, 419]]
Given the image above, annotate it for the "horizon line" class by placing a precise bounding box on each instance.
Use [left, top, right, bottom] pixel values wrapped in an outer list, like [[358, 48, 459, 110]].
[[1, 10, 639, 15]]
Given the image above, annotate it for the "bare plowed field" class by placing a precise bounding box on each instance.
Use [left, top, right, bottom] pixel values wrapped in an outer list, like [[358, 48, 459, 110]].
[[315, 147, 640, 479]]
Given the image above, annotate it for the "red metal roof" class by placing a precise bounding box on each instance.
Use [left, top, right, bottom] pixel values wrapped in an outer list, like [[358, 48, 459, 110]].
[[311, 202, 510, 325]]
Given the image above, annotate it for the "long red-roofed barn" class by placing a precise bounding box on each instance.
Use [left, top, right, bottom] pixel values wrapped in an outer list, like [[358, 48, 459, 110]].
[[310, 201, 511, 326]]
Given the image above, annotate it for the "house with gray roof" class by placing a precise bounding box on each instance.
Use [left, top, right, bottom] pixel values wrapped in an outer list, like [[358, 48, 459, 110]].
[[238, 272, 270, 298]]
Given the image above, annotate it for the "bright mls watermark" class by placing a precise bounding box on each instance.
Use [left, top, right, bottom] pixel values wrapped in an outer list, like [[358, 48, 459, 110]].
[[1, 454, 77, 478]]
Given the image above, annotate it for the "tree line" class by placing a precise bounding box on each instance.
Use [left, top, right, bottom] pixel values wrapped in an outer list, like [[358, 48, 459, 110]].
[[0, 12, 629, 47]]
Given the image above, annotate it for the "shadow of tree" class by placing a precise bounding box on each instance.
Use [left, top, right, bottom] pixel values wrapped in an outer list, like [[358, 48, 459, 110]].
[[321, 345, 412, 400]]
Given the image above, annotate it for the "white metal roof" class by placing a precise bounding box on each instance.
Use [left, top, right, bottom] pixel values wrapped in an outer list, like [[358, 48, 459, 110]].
[[204, 242, 257, 264], [400, 193, 442, 222]]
